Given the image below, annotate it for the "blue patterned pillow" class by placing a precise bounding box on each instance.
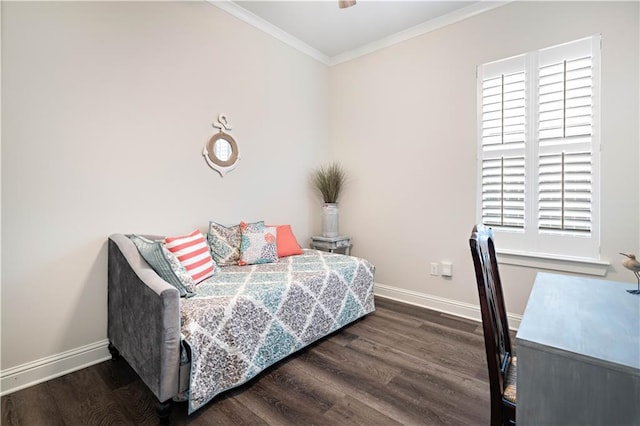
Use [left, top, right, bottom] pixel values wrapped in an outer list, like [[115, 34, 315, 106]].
[[238, 222, 278, 266], [208, 221, 264, 266], [129, 235, 195, 297]]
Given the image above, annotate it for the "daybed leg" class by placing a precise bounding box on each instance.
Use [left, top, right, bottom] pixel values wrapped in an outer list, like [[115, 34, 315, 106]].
[[108, 342, 120, 361], [156, 400, 173, 425]]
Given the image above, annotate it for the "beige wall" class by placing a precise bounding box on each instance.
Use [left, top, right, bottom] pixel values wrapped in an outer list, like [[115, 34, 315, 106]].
[[330, 1, 639, 316], [1, 2, 329, 370]]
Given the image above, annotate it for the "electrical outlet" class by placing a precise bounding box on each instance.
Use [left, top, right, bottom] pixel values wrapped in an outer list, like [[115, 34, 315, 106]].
[[430, 262, 439, 276], [441, 261, 453, 277]]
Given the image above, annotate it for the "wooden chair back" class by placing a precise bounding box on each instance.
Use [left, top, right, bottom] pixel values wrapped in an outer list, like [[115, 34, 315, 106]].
[[469, 224, 515, 425]]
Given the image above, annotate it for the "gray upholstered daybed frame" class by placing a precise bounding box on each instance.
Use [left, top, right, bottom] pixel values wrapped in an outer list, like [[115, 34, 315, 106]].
[[108, 232, 376, 422], [107, 234, 189, 422]]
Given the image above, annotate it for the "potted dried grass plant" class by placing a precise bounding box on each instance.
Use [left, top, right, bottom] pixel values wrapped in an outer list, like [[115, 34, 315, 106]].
[[312, 162, 347, 237]]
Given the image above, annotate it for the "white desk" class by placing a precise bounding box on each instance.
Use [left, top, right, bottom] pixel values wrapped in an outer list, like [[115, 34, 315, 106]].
[[516, 272, 640, 425]]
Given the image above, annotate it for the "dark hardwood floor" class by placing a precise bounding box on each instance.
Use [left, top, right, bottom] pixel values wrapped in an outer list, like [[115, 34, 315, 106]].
[[2, 297, 499, 425]]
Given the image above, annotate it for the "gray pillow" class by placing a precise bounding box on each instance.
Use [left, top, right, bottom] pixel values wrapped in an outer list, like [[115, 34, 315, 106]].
[[129, 234, 195, 297]]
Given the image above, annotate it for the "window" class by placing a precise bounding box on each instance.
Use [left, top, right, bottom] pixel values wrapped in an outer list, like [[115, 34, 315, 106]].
[[477, 36, 601, 260]]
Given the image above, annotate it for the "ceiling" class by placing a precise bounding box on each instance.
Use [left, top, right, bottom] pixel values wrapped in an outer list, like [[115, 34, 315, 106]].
[[216, 1, 504, 65]]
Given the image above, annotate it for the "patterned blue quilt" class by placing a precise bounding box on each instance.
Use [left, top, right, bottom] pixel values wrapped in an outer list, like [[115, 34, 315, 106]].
[[180, 249, 376, 413]]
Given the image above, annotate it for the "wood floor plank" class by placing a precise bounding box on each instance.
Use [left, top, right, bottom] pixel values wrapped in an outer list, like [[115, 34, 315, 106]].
[[112, 379, 158, 426], [391, 369, 489, 424], [364, 311, 483, 351], [169, 388, 269, 426], [294, 358, 419, 424], [386, 371, 489, 425], [231, 377, 324, 425], [1, 384, 65, 426], [347, 334, 488, 395], [46, 363, 134, 426], [271, 360, 346, 411], [323, 394, 403, 426], [94, 357, 140, 391], [176, 395, 268, 426], [312, 338, 401, 385], [369, 304, 426, 328], [374, 297, 481, 332], [353, 320, 488, 380], [292, 349, 442, 425], [1, 297, 492, 425], [326, 329, 359, 347]]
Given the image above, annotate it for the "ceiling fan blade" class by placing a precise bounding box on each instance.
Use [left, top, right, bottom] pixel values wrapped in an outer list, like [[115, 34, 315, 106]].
[[339, 0, 356, 9]]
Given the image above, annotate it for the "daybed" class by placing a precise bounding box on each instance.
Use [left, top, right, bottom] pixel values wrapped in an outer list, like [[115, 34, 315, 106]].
[[107, 232, 375, 421]]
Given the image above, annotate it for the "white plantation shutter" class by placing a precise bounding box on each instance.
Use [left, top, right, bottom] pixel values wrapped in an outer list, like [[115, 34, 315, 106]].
[[538, 151, 592, 231], [477, 35, 600, 259], [482, 156, 525, 228], [537, 40, 595, 234], [479, 57, 526, 229]]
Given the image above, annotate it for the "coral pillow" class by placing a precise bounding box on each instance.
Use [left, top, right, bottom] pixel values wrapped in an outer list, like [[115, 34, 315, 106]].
[[268, 224, 303, 257], [164, 230, 216, 283]]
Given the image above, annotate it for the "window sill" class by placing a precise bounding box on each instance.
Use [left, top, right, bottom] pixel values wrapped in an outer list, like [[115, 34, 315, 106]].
[[496, 249, 610, 277]]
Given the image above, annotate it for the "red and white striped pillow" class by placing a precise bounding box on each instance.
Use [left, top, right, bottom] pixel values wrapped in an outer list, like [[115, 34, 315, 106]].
[[164, 230, 216, 283]]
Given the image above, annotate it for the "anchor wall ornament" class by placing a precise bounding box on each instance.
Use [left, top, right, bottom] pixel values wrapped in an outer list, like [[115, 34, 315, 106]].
[[203, 114, 240, 177]]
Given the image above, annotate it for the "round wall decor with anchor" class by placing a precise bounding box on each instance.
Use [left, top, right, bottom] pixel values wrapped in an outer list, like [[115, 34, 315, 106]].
[[203, 113, 240, 177]]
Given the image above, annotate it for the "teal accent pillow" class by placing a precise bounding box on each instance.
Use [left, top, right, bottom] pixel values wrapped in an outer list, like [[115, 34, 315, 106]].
[[129, 235, 195, 297]]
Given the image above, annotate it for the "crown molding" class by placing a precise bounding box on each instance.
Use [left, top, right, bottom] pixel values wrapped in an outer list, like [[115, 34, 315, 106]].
[[329, 1, 511, 66], [209, 1, 510, 67], [208, 1, 331, 65]]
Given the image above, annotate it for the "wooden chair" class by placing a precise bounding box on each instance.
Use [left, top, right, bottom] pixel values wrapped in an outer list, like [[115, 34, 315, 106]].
[[469, 224, 517, 426]]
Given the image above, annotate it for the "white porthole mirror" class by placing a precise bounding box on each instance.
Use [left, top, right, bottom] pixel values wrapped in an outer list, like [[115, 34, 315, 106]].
[[203, 114, 240, 177], [214, 138, 233, 162]]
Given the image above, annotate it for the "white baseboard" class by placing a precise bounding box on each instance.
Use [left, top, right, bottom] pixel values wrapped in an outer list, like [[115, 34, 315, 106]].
[[374, 282, 521, 330], [1, 339, 111, 396]]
